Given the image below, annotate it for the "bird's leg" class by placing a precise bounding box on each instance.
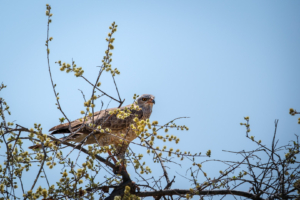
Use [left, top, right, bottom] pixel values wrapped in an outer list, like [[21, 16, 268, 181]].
[[107, 150, 126, 173], [107, 150, 125, 173], [108, 151, 138, 190], [107, 150, 117, 164]]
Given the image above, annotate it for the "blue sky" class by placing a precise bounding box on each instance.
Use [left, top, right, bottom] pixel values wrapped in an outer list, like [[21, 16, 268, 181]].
[[1, 1, 300, 198]]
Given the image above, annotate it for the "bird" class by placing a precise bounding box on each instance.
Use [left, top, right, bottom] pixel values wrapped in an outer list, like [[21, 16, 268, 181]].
[[29, 94, 155, 161]]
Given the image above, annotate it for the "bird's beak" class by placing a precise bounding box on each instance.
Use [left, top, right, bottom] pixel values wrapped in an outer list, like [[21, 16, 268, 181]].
[[148, 99, 155, 104]]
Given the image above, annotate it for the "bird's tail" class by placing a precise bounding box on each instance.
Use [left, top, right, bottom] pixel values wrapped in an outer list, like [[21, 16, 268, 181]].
[[28, 140, 62, 150], [28, 144, 42, 150]]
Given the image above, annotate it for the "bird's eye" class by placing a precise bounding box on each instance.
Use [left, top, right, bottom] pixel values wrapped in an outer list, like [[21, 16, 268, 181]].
[[142, 98, 147, 101]]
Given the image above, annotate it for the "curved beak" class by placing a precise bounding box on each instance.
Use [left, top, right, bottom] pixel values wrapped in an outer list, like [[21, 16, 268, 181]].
[[148, 99, 155, 104]]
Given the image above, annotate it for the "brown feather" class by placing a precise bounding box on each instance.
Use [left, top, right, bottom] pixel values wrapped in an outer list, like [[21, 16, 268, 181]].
[[49, 104, 143, 134]]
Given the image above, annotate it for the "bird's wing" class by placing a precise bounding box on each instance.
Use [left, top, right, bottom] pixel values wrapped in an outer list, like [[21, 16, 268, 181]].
[[49, 104, 143, 134], [94, 105, 143, 131]]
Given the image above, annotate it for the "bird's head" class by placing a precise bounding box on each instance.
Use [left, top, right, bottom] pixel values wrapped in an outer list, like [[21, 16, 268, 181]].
[[136, 94, 155, 110]]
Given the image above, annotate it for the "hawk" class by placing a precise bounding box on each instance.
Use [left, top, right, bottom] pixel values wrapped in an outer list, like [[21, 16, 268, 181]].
[[29, 94, 155, 160]]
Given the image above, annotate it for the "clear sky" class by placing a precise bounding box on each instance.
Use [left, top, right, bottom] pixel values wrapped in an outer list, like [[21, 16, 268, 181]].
[[1, 1, 300, 199]]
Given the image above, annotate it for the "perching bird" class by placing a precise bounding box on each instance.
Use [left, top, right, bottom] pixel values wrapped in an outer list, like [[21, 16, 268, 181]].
[[29, 94, 155, 160]]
